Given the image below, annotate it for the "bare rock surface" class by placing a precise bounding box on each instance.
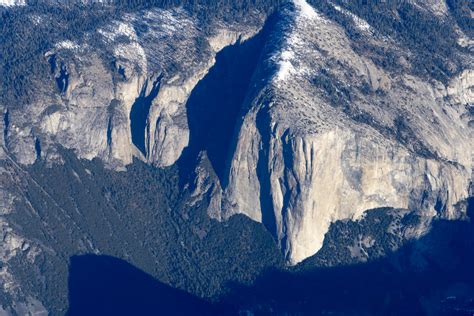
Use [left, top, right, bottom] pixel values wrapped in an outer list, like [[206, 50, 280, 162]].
[[0, 3, 473, 313], [219, 0, 473, 263], [3, 7, 265, 169]]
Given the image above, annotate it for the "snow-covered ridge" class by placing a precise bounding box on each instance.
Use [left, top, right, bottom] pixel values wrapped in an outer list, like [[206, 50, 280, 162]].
[[0, 0, 26, 7], [294, 0, 317, 19], [272, 0, 325, 84]]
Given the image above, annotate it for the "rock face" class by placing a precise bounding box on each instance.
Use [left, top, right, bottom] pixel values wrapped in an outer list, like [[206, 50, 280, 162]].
[[3, 7, 265, 169], [0, 5, 269, 313], [1, 0, 474, 313], [218, 0, 473, 264], [1, 0, 473, 273]]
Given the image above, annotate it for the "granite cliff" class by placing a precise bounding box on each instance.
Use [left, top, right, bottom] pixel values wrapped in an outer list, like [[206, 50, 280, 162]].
[[0, 0, 473, 313]]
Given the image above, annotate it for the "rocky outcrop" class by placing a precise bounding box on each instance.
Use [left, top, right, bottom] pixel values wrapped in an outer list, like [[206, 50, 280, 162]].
[[0, 157, 46, 315], [0, 7, 268, 312], [217, 0, 473, 264], [3, 7, 266, 170], [2, 0, 472, 268]]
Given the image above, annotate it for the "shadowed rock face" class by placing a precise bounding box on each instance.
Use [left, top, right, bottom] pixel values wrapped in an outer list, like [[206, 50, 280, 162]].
[[181, 14, 274, 185], [129, 74, 163, 156]]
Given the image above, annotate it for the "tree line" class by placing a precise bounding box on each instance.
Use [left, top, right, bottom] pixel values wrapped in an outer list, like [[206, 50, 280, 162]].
[[0, 0, 283, 103]]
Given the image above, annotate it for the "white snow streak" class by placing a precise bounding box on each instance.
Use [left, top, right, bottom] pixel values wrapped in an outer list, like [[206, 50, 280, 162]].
[[55, 40, 80, 50], [331, 3, 373, 34], [273, 0, 323, 83], [0, 0, 25, 7], [293, 0, 317, 19]]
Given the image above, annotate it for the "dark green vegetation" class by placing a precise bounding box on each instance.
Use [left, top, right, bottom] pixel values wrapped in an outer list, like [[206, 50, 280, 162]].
[[0, 0, 282, 103], [5, 148, 474, 315], [115, 0, 284, 21], [300, 207, 422, 267], [2, 150, 283, 314], [3, 149, 474, 314], [308, 0, 469, 83], [224, 216, 474, 315], [67, 216, 474, 315], [446, 0, 474, 37]]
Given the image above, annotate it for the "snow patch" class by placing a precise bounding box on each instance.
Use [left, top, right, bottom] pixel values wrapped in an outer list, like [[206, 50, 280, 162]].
[[0, 0, 25, 7], [114, 41, 147, 73], [30, 15, 43, 26], [293, 0, 318, 20], [99, 19, 147, 73], [99, 21, 138, 42], [331, 3, 374, 35], [55, 40, 80, 50], [272, 0, 324, 83], [275, 50, 296, 81]]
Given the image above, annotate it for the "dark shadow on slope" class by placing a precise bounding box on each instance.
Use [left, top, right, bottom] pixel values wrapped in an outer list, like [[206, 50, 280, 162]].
[[21, 146, 474, 315], [8, 149, 282, 314], [130, 75, 163, 156], [221, 213, 474, 315], [65, 207, 474, 316], [55, 62, 69, 94], [67, 255, 232, 316], [254, 105, 278, 241], [3, 109, 9, 146], [179, 16, 273, 185]]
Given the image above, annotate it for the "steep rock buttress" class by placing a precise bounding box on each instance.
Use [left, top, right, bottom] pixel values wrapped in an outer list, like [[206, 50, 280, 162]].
[[216, 0, 473, 264]]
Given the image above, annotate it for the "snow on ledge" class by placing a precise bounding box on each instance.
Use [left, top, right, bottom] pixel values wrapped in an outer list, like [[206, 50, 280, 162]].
[[0, 0, 26, 7]]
